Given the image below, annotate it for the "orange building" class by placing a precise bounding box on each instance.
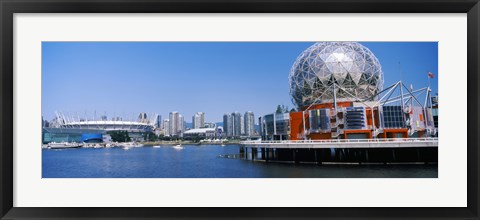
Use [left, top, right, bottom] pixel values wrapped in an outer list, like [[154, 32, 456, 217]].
[[287, 101, 419, 141]]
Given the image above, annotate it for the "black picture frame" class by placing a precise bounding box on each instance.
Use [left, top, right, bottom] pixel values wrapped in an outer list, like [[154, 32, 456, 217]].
[[1, 0, 479, 219]]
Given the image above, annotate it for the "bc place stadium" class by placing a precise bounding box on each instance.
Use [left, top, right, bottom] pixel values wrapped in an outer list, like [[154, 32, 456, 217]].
[[42, 112, 157, 144], [241, 42, 438, 163]]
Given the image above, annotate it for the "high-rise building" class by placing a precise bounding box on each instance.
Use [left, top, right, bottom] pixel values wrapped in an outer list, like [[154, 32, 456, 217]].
[[222, 114, 228, 136], [178, 114, 185, 136], [240, 115, 245, 135], [233, 112, 242, 137], [223, 112, 245, 137], [192, 112, 205, 129], [169, 111, 179, 136], [163, 119, 170, 136], [156, 115, 162, 129], [244, 111, 255, 136], [192, 115, 196, 129], [223, 113, 233, 137]]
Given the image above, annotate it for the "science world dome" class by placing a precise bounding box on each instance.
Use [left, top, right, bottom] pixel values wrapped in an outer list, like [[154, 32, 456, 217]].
[[289, 42, 384, 109]]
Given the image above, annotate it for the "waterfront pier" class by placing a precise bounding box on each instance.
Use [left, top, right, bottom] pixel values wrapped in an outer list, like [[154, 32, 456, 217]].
[[240, 138, 438, 164]]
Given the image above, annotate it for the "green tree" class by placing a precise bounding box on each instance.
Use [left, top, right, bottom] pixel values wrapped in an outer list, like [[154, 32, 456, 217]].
[[143, 132, 158, 142], [191, 135, 202, 143], [108, 131, 131, 142], [276, 104, 291, 113], [276, 105, 283, 114]]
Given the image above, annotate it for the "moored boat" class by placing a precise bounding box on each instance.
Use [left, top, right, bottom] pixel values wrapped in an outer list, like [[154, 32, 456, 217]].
[[48, 142, 83, 149], [119, 142, 144, 148], [172, 144, 184, 150]]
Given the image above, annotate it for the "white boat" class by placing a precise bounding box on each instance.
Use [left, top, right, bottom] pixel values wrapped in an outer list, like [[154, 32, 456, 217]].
[[221, 144, 226, 147], [153, 145, 161, 148], [172, 144, 184, 150], [48, 142, 83, 149], [119, 142, 143, 148]]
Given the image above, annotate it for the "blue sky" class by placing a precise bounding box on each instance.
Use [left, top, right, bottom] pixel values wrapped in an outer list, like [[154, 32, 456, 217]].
[[42, 42, 438, 123]]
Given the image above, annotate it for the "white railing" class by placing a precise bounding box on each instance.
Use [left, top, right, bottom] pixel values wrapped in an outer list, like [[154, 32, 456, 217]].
[[240, 137, 438, 145]]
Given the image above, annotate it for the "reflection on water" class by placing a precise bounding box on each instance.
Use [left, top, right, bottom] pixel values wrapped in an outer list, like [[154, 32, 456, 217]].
[[42, 145, 437, 178]]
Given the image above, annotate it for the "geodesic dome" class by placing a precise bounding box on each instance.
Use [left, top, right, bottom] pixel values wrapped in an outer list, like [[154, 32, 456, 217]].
[[289, 42, 384, 109]]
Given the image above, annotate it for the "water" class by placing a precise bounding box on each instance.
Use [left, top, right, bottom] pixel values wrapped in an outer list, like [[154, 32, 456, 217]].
[[42, 145, 437, 178]]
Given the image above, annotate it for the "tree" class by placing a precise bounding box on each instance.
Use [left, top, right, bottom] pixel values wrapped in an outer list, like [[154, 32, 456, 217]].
[[191, 135, 202, 143], [276, 105, 283, 114], [158, 135, 171, 141], [143, 132, 158, 142], [108, 131, 131, 142], [276, 104, 291, 113]]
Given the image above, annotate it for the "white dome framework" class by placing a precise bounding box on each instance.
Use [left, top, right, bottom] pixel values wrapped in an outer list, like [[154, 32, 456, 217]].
[[289, 42, 384, 109]]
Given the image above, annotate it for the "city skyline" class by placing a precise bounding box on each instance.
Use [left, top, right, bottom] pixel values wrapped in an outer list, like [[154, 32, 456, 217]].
[[42, 42, 438, 122]]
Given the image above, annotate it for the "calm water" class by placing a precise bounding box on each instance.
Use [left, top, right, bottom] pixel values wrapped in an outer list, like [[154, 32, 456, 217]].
[[42, 145, 437, 178]]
